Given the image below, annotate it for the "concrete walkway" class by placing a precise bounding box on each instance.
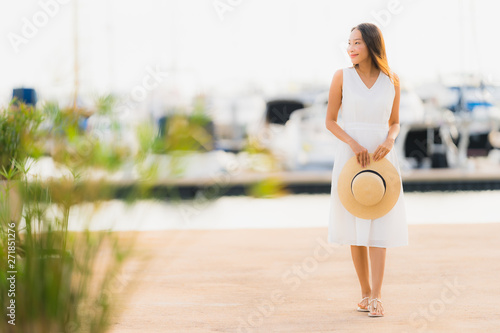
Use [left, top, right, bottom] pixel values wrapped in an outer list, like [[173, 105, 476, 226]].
[[108, 223, 500, 333]]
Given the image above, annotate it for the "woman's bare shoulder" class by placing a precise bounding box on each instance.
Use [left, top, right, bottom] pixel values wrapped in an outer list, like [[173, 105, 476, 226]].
[[330, 68, 345, 99], [333, 67, 346, 80]]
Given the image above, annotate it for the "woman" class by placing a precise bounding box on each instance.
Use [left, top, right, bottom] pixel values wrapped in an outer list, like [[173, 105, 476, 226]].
[[325, 23, 409, 317]]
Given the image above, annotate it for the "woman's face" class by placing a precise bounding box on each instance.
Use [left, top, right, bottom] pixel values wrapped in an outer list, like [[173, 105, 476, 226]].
[[347, 29, 369, 65]]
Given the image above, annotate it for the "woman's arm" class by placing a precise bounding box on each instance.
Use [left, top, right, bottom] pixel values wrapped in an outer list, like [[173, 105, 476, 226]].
[[373, 73, 401, 162], [325, 69, 370, 167], [325, 69, 353, 144], [387, 74, 401, 141]]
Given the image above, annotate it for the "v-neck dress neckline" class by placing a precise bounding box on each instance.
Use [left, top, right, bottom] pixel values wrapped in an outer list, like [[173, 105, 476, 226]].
[[352, 67, 383, 92]]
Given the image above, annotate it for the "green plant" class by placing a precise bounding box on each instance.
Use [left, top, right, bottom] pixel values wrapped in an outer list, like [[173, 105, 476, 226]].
[[0, 98, 146, 333], [0, 91, 284, 332], [45, 101, 131, 174], [152, 95, 215, 155], [0, 100, 45, 180], [0, 173, 142, 333]]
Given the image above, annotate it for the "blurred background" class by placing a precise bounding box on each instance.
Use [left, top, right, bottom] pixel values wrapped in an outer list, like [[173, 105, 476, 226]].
[[2, 1, 500, 331], [1, 0, 500, 229]]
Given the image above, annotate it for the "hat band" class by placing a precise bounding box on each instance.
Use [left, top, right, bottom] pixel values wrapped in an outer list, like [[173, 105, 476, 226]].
[[350, 170, 387, 196]]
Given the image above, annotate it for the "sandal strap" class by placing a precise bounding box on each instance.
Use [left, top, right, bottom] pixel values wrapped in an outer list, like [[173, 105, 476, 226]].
[[369, 298, 382, 310]]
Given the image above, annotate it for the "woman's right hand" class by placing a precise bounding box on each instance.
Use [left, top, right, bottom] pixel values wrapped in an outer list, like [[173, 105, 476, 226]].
[[348, 140, 370, 168]]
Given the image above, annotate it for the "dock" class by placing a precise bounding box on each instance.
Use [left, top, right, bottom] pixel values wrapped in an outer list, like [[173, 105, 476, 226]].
[[107, 223, 500, 332], [124, 162, 500, 200], [28, 155, 500, 201]]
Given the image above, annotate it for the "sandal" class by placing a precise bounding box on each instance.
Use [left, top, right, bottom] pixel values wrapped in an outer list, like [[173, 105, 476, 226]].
[[356, 296, 370, 312], [368, 298, 384, 317]]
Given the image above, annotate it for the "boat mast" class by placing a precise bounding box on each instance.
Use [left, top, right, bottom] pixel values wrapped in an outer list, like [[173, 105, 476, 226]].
[[72, 0, 79, 110]]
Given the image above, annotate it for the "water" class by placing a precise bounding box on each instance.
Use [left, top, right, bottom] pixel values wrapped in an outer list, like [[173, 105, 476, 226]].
[[57, 190, 500, 231]]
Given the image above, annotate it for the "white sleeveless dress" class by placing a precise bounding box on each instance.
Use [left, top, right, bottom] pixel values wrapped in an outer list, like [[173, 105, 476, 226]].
[[327, 66, 409, 248]]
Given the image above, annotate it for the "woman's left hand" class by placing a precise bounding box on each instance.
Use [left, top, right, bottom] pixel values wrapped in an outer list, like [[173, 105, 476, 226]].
[[373, 138, 395, 161]]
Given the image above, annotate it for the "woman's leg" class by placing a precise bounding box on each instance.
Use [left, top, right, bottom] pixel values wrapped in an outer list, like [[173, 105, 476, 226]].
[[350, 245, 371, 308], [369, 246, 386, 315]]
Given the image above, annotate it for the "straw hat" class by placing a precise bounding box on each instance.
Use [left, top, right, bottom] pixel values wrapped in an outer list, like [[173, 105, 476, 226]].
[[337, 153, 401, 220]]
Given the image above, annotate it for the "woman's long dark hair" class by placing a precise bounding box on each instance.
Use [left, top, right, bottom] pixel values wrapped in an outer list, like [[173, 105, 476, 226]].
[[351, 23, 400, 87]]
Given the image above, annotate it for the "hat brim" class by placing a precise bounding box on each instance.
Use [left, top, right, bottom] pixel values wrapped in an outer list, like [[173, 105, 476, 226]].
[[337, 153, 401, 220]]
